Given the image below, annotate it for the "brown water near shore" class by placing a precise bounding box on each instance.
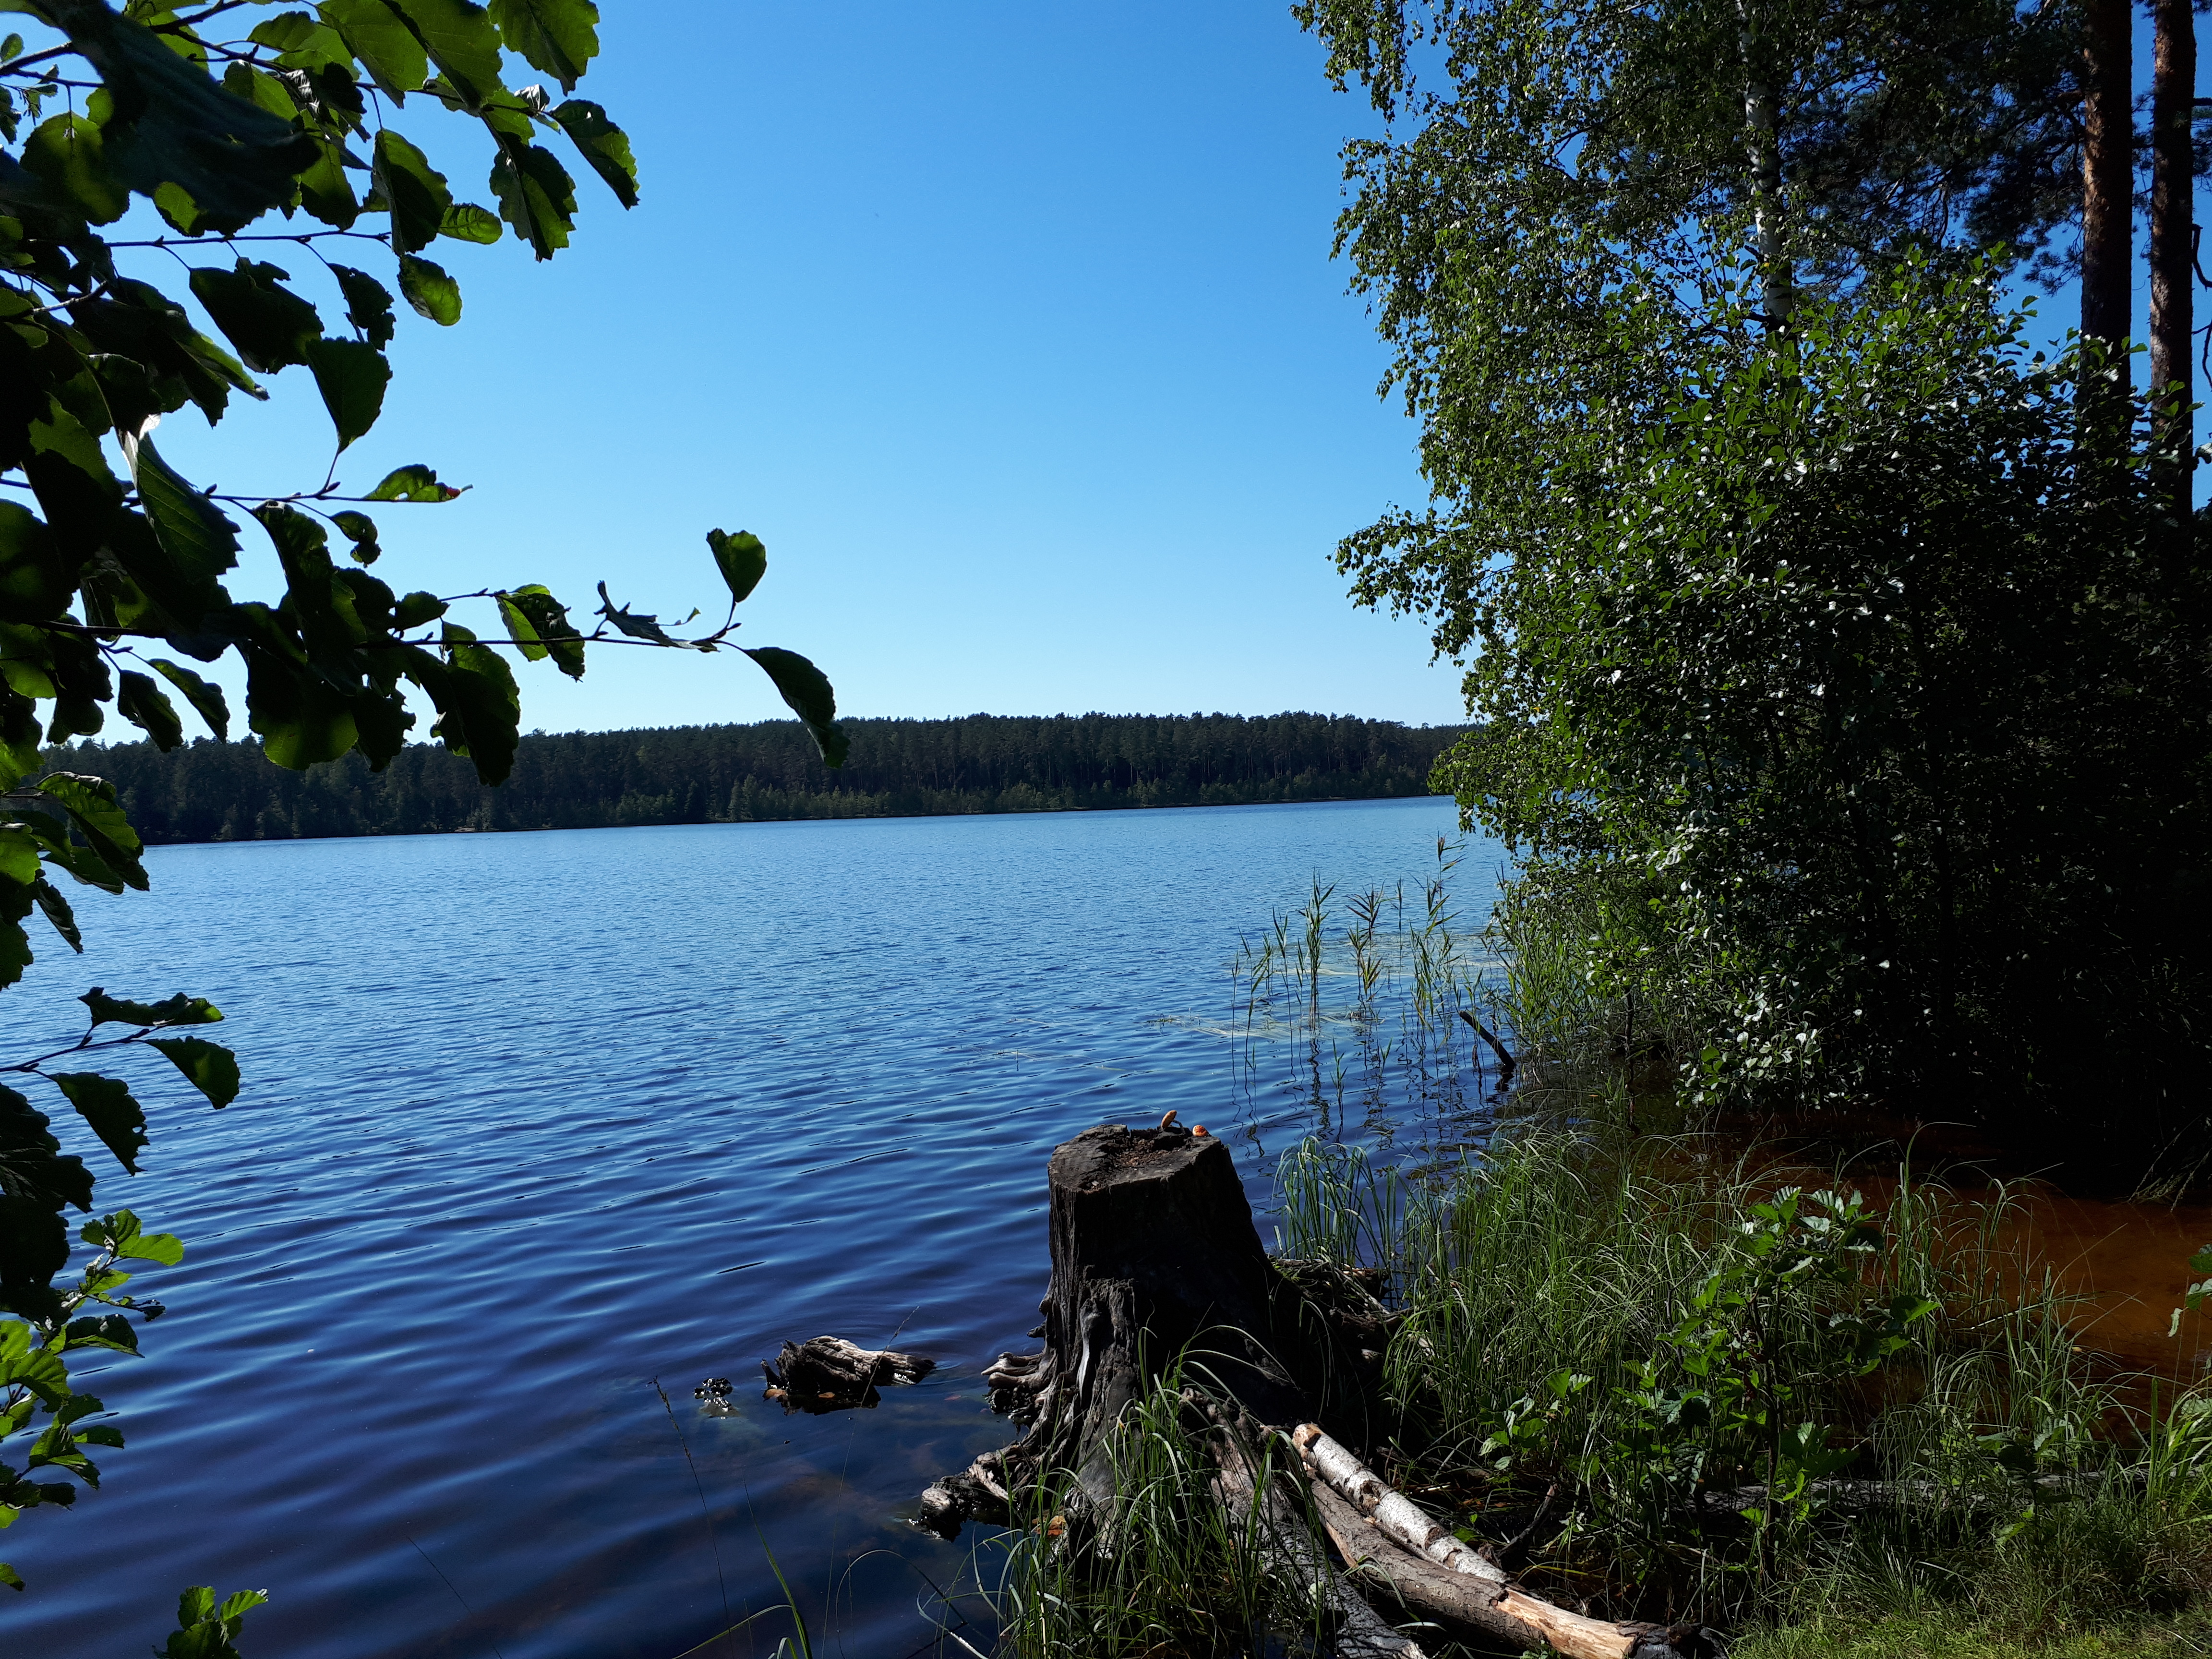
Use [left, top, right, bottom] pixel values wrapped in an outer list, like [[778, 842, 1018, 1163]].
[[1695, 1109, 2212, 1379], [2004, 1187, 2212, 1376]]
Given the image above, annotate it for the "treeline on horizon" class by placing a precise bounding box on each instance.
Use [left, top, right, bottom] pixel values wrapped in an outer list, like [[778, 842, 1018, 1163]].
[[51, 713, 1472, 844]]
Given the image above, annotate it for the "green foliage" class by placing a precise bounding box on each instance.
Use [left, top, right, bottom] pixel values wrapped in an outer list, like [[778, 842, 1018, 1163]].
[[1301, 4, 2210, 1152], [1433, 265, 2209, 1141], [0, 0, 844, 1626], [1279, 1127, 2203, 1631], [1296, 0, 2089, 663], [43, 712, 1470, 839], [1, 1206, 182, 1590], [156, 1584, 267, 1659]]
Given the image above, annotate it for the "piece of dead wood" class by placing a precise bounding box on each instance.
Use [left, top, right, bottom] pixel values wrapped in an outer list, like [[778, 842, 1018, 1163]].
[[1207, 1407, 1428, 1659], [1292, 1423, 1688, 1659], [759, 1335, 935, 1414]]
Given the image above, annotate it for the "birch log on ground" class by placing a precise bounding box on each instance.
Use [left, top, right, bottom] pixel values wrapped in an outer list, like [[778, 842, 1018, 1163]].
[[1292, 1423, 1695, 1659], [919, 1121, 1380, 1532]]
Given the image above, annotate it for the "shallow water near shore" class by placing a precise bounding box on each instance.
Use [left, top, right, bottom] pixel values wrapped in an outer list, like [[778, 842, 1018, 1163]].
[[0, 796, 1496, 1659]]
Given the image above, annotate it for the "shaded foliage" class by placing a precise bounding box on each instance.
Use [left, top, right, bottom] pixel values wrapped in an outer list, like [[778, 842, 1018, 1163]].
[[54, 713, 1469, 840]]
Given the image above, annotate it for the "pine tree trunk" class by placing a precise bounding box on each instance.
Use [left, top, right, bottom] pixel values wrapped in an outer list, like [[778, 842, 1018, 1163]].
[[2150, 0, 2196, 553], [2082, 0, 2134, 349]]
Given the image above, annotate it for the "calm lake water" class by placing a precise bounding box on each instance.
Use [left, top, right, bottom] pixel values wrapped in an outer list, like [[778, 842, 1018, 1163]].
[[0, 797, 1502, 1658]]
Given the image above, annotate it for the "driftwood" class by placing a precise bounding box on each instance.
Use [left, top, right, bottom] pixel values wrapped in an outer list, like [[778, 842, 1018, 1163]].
[[1455, 1008, 1517, 1081], [760, 1335, 935, 1413], [1207, 1402, 1429, 1659], [1293, 1423, 1692, 1659]]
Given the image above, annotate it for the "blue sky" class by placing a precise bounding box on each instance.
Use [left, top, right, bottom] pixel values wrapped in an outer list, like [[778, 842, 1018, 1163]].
[[120, 5, 2199, 739], [143, 3, 1456, 734]]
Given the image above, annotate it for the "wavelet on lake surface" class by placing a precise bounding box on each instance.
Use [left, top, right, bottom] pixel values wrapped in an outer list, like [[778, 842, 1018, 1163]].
[[0, 796, 1500, 1659]]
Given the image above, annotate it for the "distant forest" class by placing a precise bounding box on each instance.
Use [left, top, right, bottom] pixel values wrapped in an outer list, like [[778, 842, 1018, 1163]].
[[50, 714, 1472, 844]]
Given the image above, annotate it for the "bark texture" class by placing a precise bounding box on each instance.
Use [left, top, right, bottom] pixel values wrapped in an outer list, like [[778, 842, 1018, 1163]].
[[920, 1122, 1382, 1531], [2081, 0, 2133, 349]]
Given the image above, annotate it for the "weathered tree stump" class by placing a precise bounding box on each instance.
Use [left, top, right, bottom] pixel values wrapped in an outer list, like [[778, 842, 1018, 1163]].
[[920, 1121, 1381, 1531], [917, 1121, 1696, 1658]]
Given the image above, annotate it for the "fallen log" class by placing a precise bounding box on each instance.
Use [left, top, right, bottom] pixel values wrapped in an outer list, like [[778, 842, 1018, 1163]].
[[760, 1335, 935, 1413], [1292, 1423, 1690, 1659], [1207, 1405, 1428, 1659]]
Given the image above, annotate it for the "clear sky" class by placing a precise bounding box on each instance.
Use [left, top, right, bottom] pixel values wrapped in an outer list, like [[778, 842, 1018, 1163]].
[[143, 2, 1457, 735], [126, 5, 2200, 740]]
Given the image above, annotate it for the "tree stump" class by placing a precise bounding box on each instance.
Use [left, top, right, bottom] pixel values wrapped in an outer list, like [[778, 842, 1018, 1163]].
[[761, 1335, 936, 1413], [921, 1122, 1383, 1532]]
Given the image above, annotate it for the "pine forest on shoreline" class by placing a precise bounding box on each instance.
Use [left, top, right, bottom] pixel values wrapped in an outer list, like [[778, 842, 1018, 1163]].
[[47, 712, 1471, 844]]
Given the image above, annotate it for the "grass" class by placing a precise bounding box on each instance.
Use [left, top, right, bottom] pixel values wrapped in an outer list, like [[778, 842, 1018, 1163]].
[[1280, 1126, 2212, 1645], [984, 1364, 1331, 1659]]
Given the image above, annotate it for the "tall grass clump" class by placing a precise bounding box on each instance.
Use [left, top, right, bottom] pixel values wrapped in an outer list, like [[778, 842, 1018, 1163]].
[[1280, 1128, 2212, 1642], [986, 1366, 1330, 1659]]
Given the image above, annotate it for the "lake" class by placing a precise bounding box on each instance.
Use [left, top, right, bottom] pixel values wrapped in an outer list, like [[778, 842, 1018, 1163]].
[[0, 796, 1504, 1658]]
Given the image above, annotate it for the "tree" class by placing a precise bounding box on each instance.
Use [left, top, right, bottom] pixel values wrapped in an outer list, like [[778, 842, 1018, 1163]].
[[0, 0, 844, 1602], [1298, 1, 2212, 1150], [1294, 0, 2089, 664]]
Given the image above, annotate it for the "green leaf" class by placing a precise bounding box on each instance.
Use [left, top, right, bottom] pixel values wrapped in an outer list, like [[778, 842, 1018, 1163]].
[[319, 0, 430, 98], [438, 201, 503, 243], [742, 646, 847, 768], [31, 877, 81, 953], [393, 590, 448, 627], [495, 584, 584, 678], [116, 671, 184, 751], [397, 253, 461, 325], [0, 1562, 22, 1591], [365, 464, 464, 502], [148, 659, 229, 740], [0, 823, 39, 887], [330, 265, 396, 348], [48, 1073, 148, 1175], [429, 622, 520, 782], [120, 429, 240, 600], [391, 0, 508, 107], [330, 510, 381, 565], [189, 261, 323, 374], [706, 529, 766, 604], [488, 137, 576, 259], [304, 337, 390, 451], [78, 9, 318, 226], [149, 1038, 240, 1109], [60, 1313, 138, 1355], [372, 127, 452, 253], [549, 98, 635, 207], [21, 112, 128, 225], [79, 987, 223, 1028], [490, 0, 598, 91], [0, 501, 73, 624], [36, 775, 147, 891]]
